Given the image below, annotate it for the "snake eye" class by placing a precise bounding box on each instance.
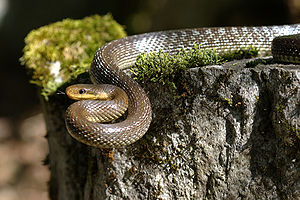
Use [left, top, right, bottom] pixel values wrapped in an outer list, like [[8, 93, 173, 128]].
[[79, 89, 86, 94]]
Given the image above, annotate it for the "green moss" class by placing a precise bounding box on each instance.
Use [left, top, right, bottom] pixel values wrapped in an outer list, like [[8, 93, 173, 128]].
[[254, 94, 259, 102], [133, 131, 185, 172], [245, 58, 273, 68], [223, 98, 233, 105], [131, 44, 222, 97], [20, 14, 126, 100], [282, 120, 300, 141], [276, 106, 300, 140], [221, 46, 258, 61], [276, 105, 284, 113], [131, 44, 259, 97]]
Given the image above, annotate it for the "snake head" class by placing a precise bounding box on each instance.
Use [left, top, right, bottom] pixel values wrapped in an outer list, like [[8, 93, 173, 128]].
[[66, 84, 112, 100]]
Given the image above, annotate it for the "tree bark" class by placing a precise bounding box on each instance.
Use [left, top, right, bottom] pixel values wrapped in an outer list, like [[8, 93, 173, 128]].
[[44, 58, 300, 199]]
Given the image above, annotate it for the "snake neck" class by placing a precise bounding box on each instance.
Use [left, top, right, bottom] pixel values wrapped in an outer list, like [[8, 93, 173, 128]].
[[90, 49, 151, 119]]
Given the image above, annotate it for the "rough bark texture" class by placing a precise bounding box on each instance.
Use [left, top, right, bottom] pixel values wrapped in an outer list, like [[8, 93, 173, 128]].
[[44, 58, 300, 200]]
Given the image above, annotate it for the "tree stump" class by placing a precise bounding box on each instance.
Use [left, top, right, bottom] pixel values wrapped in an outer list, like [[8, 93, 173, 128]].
[[44, 58, 299, 199], [20, 15, 299, 199]]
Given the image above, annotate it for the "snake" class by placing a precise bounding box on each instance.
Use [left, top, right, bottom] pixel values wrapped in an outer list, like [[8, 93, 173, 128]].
[[65, 24, 300, 148]]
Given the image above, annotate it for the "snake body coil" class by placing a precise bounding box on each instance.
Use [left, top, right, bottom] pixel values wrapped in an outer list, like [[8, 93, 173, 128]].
[[65, 24, 300, 148]]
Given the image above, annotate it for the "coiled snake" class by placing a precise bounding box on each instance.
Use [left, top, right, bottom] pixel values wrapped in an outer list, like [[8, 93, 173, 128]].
[[65, 24, 300, 148]]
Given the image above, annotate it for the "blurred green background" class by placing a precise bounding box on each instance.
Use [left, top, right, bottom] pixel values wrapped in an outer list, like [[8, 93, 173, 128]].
[[0, 0, 299, 199]]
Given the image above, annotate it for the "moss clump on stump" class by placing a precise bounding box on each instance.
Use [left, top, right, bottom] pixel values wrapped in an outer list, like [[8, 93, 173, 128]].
[[20, 14, 126, 100], [131, 45, 258, 97]]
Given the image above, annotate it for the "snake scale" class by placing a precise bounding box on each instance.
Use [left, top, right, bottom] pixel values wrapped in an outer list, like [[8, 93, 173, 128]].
[[65, 24, 300, 148]]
